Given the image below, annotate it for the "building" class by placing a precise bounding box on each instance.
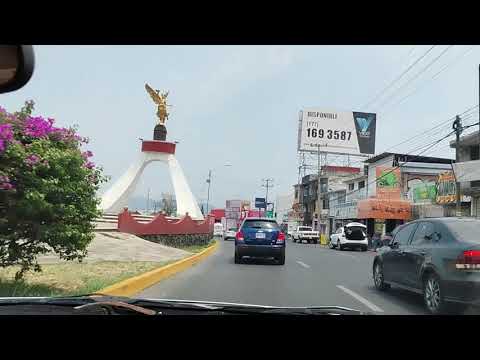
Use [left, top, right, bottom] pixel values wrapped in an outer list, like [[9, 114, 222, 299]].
[[328, 174, 368, 233], [358, 152, 457, 237], [450, 130, 480, 217], [293, 166, 361, 233]]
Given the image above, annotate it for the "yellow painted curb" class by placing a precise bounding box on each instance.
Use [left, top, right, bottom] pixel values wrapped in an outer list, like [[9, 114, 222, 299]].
[[99, 240, 219, 297]]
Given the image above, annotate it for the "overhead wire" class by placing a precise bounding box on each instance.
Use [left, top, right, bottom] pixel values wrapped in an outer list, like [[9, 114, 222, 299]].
[[380, 104, 479, 153], [379, 46, 476, 113], [360, 45, 436, 110], [374, 45, 454, 110]]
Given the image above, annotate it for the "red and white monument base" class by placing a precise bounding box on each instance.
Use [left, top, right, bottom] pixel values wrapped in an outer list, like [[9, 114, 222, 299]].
[[100, 140, 204, 220]]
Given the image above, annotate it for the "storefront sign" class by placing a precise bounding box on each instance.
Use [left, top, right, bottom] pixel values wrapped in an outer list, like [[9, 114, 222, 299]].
[[357, 198, 411, 220], [411, 182, 437, 203], [436, 171, 456, 204], [376, 167, 401, 200]]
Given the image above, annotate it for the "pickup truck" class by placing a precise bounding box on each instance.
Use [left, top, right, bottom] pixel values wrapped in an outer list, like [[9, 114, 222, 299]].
[[292, 226, 319, 244]]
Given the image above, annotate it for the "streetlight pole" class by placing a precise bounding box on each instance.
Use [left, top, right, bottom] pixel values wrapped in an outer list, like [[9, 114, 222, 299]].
[[206, 170, 212, 215], [205, 163, 232, 216]]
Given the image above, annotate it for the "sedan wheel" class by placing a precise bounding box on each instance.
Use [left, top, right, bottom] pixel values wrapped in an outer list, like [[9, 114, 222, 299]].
[[423, 274, 445, 314], [373, 262, 390, 291], [328, 241, 334, 249]]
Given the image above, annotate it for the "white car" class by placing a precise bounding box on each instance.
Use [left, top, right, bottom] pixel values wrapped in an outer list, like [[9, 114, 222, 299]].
[[223, 228, 237, 241], [213, 223, 224, 237], [329, 222, 368, 251]]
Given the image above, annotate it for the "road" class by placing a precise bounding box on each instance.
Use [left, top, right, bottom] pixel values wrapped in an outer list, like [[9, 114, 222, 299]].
[[137, 238, 444, 315]]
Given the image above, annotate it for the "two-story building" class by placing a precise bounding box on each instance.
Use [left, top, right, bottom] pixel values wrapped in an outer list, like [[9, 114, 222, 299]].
[[450, 130, 480, 217], [358, 152, 457, 237]]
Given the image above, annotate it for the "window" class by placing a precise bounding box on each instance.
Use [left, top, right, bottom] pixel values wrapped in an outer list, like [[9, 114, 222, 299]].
[[470, 146, 479, 161], [411, 222, 435, 245], [393, 223, 417, 245], [348, 183, 354, 191], [242, 220, 279, 229], [358, 180, 365, 189]]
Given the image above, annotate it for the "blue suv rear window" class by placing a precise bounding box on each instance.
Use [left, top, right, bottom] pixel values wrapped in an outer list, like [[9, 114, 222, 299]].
[[242, 220, 279, 229]]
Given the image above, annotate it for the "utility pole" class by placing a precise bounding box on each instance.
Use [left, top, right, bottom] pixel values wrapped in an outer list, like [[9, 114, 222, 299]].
[[206, 170, 212, 215], [453, 115, 463, 217], [262, 178, 274, 216]]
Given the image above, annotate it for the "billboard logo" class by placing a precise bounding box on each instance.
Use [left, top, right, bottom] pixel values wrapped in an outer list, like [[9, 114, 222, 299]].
[[356, 117, 372, 138]]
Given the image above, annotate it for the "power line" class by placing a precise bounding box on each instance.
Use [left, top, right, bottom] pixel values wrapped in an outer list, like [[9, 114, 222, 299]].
[[380, 104, 479, 153], [361, 45, 436, 110], [374, 45, 454, 110], [379, 46, 476, 112]]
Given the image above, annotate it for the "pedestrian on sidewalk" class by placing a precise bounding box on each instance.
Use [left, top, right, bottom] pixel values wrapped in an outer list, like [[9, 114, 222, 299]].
[[372, 232, 381, 252]]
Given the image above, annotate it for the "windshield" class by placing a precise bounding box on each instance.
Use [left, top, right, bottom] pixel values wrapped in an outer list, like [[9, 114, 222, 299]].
[[1, 45, 480, 316]]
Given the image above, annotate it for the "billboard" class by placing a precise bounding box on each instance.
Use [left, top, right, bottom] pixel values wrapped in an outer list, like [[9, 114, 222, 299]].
[[298, 109, 376, 155], [376, 167, 401, 200], [436, 172, 456, 204]]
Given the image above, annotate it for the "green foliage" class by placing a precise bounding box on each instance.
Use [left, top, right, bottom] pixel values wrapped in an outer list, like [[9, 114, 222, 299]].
[[0, 101, 107, 279]]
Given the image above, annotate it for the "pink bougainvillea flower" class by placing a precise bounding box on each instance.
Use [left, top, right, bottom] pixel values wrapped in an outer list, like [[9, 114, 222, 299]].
[[84, 161, 95, 169], [0, 182, 14, 190], [25, 154, 40, 167]]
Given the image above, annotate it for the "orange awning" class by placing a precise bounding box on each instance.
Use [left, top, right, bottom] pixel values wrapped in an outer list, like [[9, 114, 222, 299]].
[[357, 198, 412, 220]]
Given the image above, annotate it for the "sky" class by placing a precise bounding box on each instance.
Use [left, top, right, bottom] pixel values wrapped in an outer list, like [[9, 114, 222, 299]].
[[2, 45, 479, 208]]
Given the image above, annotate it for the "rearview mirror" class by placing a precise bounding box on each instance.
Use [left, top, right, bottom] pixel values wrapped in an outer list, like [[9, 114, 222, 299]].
[[0, 45, 34, 94]]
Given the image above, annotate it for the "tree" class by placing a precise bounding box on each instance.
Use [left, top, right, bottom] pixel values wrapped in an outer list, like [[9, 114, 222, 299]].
[[161, 193, 176, 216], [0, 101, 107, 279]]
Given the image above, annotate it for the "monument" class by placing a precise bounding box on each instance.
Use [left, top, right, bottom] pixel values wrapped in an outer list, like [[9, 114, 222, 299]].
[[100, 84, 204, 220]]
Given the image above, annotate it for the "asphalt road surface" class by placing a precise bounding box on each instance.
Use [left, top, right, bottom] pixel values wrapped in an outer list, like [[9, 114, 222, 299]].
[[138, 238, 477, 315]]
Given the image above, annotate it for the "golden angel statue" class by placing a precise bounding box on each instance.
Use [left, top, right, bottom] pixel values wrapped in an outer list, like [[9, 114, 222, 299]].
[[145, 83, 171, 125]]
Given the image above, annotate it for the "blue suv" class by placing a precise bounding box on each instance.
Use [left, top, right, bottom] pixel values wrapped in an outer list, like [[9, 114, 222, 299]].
[[234, 218, 286, 265]]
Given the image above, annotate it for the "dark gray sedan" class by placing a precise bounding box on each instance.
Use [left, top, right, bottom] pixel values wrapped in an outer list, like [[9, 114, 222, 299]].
[[372, 217, 480, 314]]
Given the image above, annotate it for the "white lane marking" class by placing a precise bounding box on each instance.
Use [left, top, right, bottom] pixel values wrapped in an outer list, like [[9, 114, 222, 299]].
[[296, 261, 310, 269], [335, 252, 360, 261], [336, 285, 384, 313]]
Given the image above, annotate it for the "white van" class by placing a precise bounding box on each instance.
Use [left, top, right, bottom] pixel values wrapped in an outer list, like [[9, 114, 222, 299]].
[[329, 222, 368, 251], [213, 223, 224, 237]]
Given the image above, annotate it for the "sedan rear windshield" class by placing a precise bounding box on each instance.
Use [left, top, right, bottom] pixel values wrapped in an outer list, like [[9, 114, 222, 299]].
[[242, 220, 279, 229], [446, 220, 480, 243]]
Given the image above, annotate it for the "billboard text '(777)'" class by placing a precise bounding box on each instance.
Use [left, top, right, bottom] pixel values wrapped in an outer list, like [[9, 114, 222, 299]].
[[298, 109, 376, 155]]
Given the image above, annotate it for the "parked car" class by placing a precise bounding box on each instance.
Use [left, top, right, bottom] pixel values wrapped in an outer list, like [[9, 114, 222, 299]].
[[329, 222, 368, 251], [234, 218, 285, 265], [291, 226, 319, 244], [223, 228, 237, 241], [213, 223, 224, 237], [373, 217, 480, 314]]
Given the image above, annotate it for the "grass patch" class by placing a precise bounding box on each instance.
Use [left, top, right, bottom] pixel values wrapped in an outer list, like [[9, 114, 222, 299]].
[[177, 239, 216, 253], [0, 261, 171, 297]]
